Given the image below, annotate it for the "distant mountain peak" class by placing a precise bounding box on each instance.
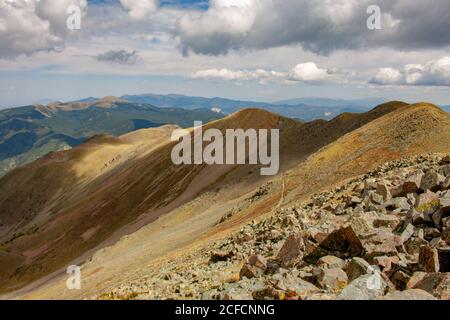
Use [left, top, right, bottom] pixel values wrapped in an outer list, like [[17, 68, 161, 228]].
[[44, 96, 130, 111]]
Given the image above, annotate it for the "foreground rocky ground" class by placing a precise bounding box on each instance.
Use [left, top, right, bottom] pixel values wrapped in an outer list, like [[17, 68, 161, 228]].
[[96, 153, 450, 300]]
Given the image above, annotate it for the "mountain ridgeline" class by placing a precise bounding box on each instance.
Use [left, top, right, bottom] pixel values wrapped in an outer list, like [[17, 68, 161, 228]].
[[0, 97, 223, 176]]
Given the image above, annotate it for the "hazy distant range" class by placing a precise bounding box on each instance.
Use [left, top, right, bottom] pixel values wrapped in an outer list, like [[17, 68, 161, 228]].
[[101, 94, 447, 121], [116, 94, 387, 121]]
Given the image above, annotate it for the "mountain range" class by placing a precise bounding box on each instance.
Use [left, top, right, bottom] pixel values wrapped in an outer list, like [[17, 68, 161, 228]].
[[0, 101, 449, 299], [0, 94, 395, 178], [0, 97, 222, 176], [120, 94, 385, 120]]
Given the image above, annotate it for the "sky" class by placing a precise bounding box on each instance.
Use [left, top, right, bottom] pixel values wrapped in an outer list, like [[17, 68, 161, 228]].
[[0, 0, 450, 107]]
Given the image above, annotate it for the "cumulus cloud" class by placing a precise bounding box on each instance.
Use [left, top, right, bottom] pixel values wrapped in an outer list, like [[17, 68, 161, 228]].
[[288, 63, 329, 82], [96, 49, 144, 65], [192, 68, 285, 82], [120, 0, 158, 20], [370, 57, 450, 86], [370, 68, 403, 85], [175, 0, 450, 56], [0, 0, 87, 59], [192, 62, 340, 84]]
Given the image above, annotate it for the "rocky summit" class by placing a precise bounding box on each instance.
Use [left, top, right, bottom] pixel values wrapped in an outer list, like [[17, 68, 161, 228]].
[[99, 153, 450, 300]]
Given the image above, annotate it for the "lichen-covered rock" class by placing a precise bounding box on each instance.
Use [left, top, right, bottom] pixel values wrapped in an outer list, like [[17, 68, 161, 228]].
[[338, 274, 387, 300], [415, 190, 440, 214], [317, 268, 348, 293]]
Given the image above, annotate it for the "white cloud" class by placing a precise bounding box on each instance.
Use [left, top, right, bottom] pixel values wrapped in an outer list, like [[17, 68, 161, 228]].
[[370, 68, 403, 85], [192, 68, 286, 83], [370, 57, 450, 86], [192, 62, 340, 84], [288, 63, 328, 82], [119, 0, 158, 20], [0, 0, 87, 59]]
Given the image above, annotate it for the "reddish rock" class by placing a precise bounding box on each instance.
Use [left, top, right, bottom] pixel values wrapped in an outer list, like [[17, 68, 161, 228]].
[[276, 233, 307, 268], [373, 256, 400, 272], [373, 215, 400, 229], [406, 272, 427, 289], [240, 255, 268, 279], [420, 170, 445, 192], [304, 225, 365, 262], [410, 273, 450, 300], [364, 231, 401, 261], [345, 257, 371, 282], [248, 255, 267, 270], [403, 170, 424, 194], [419, 246, 440, 272], [307, 228, 329, 244], [317, 256, 345, 269]]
